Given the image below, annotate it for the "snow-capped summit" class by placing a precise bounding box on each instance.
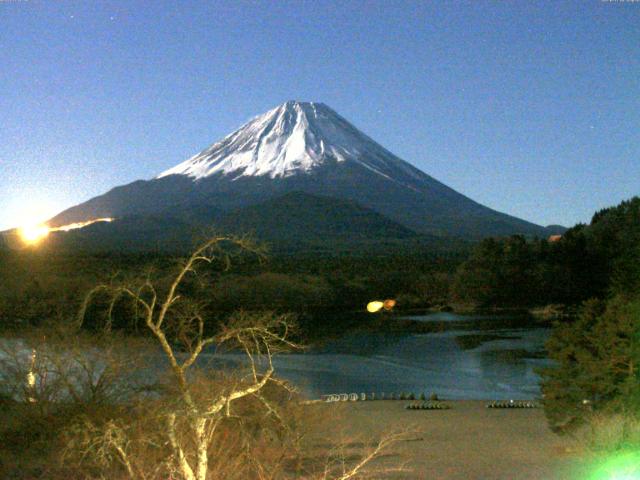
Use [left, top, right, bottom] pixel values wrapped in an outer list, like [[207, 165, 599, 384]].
[[157, 101, 419, 182]]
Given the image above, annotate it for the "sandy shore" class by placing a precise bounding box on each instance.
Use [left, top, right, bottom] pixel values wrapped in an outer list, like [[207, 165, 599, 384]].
[[304, 400, 586, 480]]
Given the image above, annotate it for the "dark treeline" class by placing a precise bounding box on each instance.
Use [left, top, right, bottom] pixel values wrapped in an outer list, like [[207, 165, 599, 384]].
[[452, 197, 640, 309], [0, 242, 467, 338], [0, 251, 174, 329]]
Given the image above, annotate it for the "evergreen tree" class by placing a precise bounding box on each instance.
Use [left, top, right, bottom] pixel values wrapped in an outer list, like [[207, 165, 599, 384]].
[[540, 295, 640, 432]]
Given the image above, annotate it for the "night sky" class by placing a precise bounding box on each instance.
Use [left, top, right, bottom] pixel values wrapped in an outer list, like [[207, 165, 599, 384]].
[[1, 0, 638, 230]]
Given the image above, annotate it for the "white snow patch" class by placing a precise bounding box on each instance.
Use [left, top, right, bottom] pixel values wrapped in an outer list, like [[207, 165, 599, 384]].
[[157, 101, 428, 188]]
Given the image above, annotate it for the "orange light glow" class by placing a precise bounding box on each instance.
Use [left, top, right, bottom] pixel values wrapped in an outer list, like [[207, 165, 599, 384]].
[[19, 224, 50, 245], [17, 217, 115, 246], [54, 217, 114, 231], [383, 299, 397, 311]]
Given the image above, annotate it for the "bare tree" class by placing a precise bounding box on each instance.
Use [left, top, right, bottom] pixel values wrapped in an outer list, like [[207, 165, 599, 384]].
[[66, 236, 412, 480], [0, 327, 149, 413], [320, 431, 413, 480], [73, 237, 296, 479]]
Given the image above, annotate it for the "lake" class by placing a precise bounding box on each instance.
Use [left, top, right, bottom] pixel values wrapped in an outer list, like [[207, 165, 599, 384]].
[[203, 312, 553, 400], [2, 313, 553, 402]]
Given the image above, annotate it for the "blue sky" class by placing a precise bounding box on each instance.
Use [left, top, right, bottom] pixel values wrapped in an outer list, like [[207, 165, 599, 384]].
[[1, 0, 638, 230]]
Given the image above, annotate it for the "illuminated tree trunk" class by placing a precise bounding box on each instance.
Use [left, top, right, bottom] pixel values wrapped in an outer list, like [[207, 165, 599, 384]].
[[195, 417, 208, 480]]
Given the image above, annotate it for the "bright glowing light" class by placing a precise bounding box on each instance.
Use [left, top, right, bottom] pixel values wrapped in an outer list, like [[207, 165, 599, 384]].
[[54, 217, 114, 231], [27, 348, 37, 403], [15, 217, 115, 247], [19, 223, 50, 244], [367, 301, 385, 313], [9, 198, 56, 245], [367, 299, 397, 313], [587, 451, 640, 480]]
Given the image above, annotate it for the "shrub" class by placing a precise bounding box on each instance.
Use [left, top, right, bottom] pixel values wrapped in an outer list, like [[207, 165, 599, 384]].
[[571, 413, 640, 454]]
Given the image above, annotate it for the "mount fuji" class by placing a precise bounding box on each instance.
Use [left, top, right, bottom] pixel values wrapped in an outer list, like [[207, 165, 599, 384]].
[[49, 101, 555, 248]]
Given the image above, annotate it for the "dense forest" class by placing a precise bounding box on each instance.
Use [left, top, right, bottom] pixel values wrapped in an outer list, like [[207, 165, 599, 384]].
[[452, 197, 640, 308], [535, 197, 640, 431], [0, 242, 465, 339]]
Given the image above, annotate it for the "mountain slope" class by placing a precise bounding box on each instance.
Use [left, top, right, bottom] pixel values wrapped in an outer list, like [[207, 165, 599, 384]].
[[50, 101, 550, 240], [38, 192, 420, 253], [217, 191, 418, 242]]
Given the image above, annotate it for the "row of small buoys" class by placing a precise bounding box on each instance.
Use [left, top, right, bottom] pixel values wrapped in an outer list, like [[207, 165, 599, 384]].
[[406, 401, 451, 410], [321, 392, 439, 402], [322, 393, 366, 402], [486, 400, 539, 409]]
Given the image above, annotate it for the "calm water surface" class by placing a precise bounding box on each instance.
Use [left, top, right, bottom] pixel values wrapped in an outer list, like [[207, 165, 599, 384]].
[[2, 313, 552, 401], [205, 312, 552, 400]]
